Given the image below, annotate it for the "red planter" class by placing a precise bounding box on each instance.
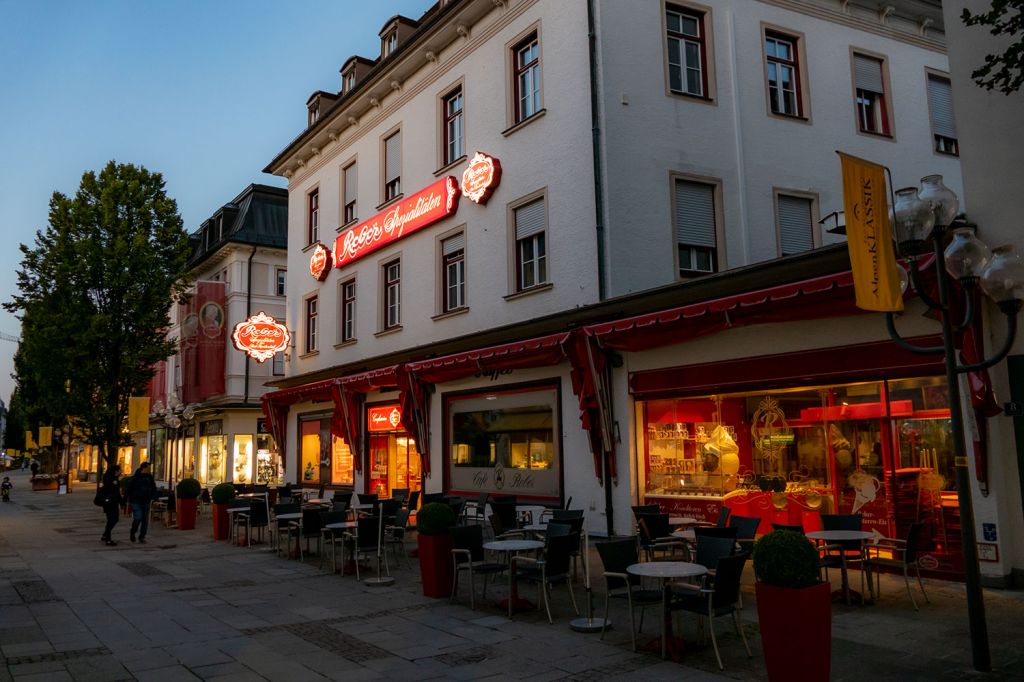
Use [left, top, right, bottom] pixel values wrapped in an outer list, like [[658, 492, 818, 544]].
[[756, 581, 831, 682], [212, 503, 230, 539], [177, 498, 199, 530], [417, 533, 454, 598]]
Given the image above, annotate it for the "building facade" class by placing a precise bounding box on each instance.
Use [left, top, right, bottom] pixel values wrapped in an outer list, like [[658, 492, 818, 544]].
[[258, 0, 1018, 584]]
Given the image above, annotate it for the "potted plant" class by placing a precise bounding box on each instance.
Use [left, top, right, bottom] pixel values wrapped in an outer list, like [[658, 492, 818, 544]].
[[416, 502, 456, 598], [752, 530, 831, 682], [175, 477, 202, 530], [30, 474, 58, 491], [211, 482, 236, 540]]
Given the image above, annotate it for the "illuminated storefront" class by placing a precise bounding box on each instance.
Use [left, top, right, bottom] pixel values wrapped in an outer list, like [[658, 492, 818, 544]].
[[199, 420, 226, 485], [298, 414, 353, 488], [366, 404, 421, 499]]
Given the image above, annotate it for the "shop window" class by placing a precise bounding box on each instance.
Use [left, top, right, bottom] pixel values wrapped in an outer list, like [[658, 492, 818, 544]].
[[118, 446, 133, 474], [513, 33, 541, 123], [234, 434, 253, 484], [852, 53, 891, 136], [674, 178, 719, 276], [198, 420, 226, 485], [776, 193, 816, 256], [367, 404, 421, 498], [443, 86, 464, 166], [149, 427, 166, 481], [255, 431, 282, 485], [299, 416, 353, 487], [927, 73, 958, 155], [446, 384, 561, 501], [666, 4, 708, 98]]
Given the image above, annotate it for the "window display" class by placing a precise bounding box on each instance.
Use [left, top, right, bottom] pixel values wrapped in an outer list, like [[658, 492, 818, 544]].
[[366, 404, 421, 498], [233, 435, 253, 484], [118, 446, 133, 474], [255, 432, 282, 485], [300, 419, 322, 484], [199, 420, 226, 485], [298, 415, 354, 488]]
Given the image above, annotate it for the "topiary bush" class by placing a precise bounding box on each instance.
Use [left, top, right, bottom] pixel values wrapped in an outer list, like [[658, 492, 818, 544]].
[[211, 482, 236, 504], [416, 502, 456, 536], [753, 529, 821, 589], [176, 477, 202, 500]]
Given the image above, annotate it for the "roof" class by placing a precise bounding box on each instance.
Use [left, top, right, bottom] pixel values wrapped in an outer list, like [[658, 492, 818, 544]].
[[186, 184, 288, 270]]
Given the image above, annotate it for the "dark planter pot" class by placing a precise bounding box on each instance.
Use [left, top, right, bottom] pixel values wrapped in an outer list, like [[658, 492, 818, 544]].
[[177, 498, 199, 530], [756, 581, 831, 682], [417, 533, 454, 598], [212, 503, 231, 539]]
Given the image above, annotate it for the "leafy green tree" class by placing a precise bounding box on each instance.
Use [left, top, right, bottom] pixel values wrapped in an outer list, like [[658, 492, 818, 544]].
[[962, 0, 1024, 94], [5, 162, 192, 469]]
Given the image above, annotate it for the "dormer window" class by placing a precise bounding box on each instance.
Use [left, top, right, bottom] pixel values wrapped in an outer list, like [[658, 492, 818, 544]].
[[308, 106, 319, 127], [383, 31, 398, 58], [343, 71, 356, 94]]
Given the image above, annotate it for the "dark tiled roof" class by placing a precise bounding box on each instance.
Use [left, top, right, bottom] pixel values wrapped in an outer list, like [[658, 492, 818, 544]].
[[187, 184, 287, 269]]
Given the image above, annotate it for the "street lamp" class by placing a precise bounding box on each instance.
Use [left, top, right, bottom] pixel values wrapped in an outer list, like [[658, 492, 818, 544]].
[[886, 174, 1022, 673]]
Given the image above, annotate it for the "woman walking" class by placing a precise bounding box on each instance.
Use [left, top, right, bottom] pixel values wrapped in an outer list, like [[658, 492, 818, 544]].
[[126, 462, 157, 543], [99, 464, 123, 546]]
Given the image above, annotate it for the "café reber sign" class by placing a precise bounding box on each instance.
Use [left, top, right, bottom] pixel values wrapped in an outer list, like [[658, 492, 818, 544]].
[[231, 311, 290, 363], [367, 405, 403, 432], [309, 242, 332, 281], [461, 151, 502, 205], [334, 176, 460, 269]]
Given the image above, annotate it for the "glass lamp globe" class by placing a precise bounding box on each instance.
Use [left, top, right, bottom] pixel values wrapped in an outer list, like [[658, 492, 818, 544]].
[[944, 228, 991, 282], [919, 175, 959, 229], [182, 405, 195, 421], [980, 245, 1024, 303], [892, 187, 935, 257]]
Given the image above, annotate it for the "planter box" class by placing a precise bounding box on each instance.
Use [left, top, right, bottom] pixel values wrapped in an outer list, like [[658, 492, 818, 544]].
[[212, 502, 231, 539], [756, 581, 831, 682], [31, 478, 58, 491], [417, 533, 454, 598], [177, 498, 199, 530]]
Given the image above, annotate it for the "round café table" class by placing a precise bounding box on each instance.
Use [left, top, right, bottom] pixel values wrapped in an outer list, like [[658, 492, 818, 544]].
[[669, 516, 698, 527], [807, 529, 875, 605], [627, 561, 707, 660], [483, 538, 544, 617]]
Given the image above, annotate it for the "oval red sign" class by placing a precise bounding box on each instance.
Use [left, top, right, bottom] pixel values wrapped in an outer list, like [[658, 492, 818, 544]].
[[461, 151, 502, 205], [309, 243, 332, 281], [231, 311, 290, 363]]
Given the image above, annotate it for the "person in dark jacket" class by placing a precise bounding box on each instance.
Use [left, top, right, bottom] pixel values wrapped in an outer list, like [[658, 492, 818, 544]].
[[126, 462, 157, 543], [99, 464, 123, 546]]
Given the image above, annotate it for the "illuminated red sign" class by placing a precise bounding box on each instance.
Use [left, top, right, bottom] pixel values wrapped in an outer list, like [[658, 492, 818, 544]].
[[461, 151, 502, 205], [231, 311, 290, 363], [335, 176, 460, 269], [309, 243, 332, 281], [367, 405, 402, 432]]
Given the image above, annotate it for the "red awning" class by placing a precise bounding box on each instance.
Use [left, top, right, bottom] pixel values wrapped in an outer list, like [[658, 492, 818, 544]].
[[586, 270, 857, 351], [405, 332, 572, 384]]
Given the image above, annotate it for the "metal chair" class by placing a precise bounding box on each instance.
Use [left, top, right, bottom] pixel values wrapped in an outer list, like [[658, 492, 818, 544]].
[[729, 515, 761, 553], [385, 509, 412, 566], [512, 532, 580, 623], [819, 513, 868, 596], [671, 553, 752, 671], [319, 510, 348, 572], [237, 500, 269, 547], [271, 502, 300, 554], [863, 522, 932, 610], [638, 513, 686, 561], [595, 538, 661, 651], [450, 525, 506, 609], [345, 515, 386, 581]]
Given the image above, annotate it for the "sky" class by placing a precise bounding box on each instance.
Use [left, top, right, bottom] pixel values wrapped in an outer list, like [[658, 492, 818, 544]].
[[0, 0, 431, 407]]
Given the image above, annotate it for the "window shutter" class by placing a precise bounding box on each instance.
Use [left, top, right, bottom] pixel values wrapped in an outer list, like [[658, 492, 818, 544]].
[[442, 233, 465, 255], [344, 164, 357, 204], [927, 75, 956, 139], [515, 199, 546, 239], [675, 180, 716, 248], [854, 54, 884, 93], [385, 133, 401, 182], [777, 195, 815, 256]]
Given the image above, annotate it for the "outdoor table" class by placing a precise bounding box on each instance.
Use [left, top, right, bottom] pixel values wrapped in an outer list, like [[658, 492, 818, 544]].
[[807, 529, 875, 605], [225, 506, 249, 542], [669, 516, 698, 527], [671, 528, 696, 541], [483, 538, 544, 617], [627, 561, 707, 660]]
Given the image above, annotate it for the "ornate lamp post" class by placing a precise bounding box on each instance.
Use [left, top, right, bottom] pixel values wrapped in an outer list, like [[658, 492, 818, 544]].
[[886, 175, 1022, 673]]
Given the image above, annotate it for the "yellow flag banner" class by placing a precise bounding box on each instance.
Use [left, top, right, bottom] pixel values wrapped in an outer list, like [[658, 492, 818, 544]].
[[26, 431, 37, 450], [38, 426, 52, 448], [838, 152, 904, 312], [128, 397, 151, 433]]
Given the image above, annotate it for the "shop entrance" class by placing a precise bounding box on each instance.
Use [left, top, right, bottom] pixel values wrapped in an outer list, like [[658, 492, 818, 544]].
[[366, 404, 421, 498]]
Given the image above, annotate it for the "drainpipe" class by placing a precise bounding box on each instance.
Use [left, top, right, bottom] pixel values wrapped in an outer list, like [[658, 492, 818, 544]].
[[244, 245, 257, 405]]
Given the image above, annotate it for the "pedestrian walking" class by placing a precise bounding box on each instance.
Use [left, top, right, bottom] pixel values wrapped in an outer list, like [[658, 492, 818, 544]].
[[1, 476, 11, 502], [30, 460, 39, 477], [98, 464, 123, 546], [125, 462, 157, 543]]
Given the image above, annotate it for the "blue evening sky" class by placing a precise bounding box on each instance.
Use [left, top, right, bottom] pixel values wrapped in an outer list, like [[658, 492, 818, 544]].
[[0, 0, 430, 407]]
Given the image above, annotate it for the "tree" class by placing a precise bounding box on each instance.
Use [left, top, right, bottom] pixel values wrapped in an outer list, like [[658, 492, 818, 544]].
[[5, 162, 192, 470], [962, 0, 1024, 94]]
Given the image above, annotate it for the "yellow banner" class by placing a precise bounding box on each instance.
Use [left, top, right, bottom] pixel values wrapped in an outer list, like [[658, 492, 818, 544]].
[[26, 431, 37, 450], [38, 426, 52, 448], [839, 152, 904, 312], [128, 397, 151, 433]]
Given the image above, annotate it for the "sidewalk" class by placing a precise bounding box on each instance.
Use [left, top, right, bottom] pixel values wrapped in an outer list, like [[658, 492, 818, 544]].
[[0, 468, 1021, 681]]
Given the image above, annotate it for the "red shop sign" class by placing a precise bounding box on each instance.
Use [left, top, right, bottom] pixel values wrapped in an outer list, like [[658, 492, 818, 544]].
[[461, 151, 502, 205], [231, 311, 290, 363], [309, 242, 332, 281], [367, 405, 402, 432], [335, 176, 460, 269]]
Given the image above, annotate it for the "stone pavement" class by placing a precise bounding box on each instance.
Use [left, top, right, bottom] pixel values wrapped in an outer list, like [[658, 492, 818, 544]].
[[0, 467, 1021, 681]]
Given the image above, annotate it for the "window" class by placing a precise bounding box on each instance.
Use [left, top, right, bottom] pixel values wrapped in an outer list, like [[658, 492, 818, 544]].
[[343, 162, 357, 224], [853, 53, 890, 135], [514, 198, 547, 291], [766, 32, 801, 117], [513, 34, 541, 123], [384, 131, 401, 202], [674, 179, 718, 275], [443, 88, 464, 166], [927, 74, 958, 155], [308, 106, 318, 127], [307, 189, 320, 245], [442, 234, 466, 312], [383, 31, 398, 58], [272, 353, 284, 376], [666, 5, 707, 97], [275, 268, 287, 297], [305, 295, 318, 353], [383, 260, 401, 330], [776, 194, 815, 256], [343, 71, 356, 93], [340, 279, 356, 342]]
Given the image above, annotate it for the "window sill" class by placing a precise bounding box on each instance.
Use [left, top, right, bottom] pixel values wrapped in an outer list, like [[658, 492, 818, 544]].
[[668, 91, 715, 105], [301, 242, 320, 253], [504, 282, 553, 301], [432, 307, 469, 321], [298, 350, 320, 359], [502, 109, 547, 137], [374, 326, 403, 338], [376, 195, 404, 211], [337, 218, 358, 232], [768, 111, 810, 124], [857, 129, 894, 141], [434, 155, 467, 177], [333, 339, 357, 349]]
